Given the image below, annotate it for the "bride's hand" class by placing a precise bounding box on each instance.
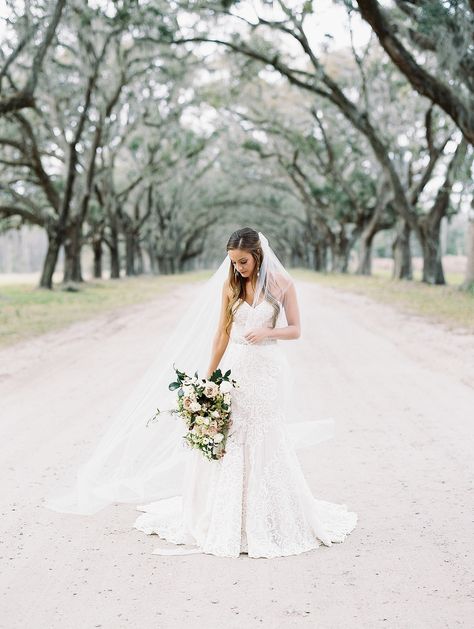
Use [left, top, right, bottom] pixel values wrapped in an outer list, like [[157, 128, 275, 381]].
[[244, 327, 270, 344]]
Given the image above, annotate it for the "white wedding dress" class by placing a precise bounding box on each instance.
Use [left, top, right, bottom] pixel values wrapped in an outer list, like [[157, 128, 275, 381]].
[[133, 298, 358, 558]]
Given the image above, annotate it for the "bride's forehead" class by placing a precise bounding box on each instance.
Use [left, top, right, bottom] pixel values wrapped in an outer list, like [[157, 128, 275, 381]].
[[228, 249, 251, 261]]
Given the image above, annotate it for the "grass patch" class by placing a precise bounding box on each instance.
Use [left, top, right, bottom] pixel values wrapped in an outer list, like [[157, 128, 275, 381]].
[[2, 266, 472, 348], [0, 271, 213, 349], [292, 268, 474, 332]]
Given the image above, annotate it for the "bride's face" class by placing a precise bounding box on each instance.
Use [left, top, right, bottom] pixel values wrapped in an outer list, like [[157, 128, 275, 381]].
[[228, 248, 256, 279]]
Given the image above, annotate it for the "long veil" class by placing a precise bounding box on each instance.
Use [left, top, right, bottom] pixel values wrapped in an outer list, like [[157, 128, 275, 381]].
[[43, 231, 335, 515]]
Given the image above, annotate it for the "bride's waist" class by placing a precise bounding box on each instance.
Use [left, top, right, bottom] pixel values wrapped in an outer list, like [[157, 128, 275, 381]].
[[230, 336, 277, 346]]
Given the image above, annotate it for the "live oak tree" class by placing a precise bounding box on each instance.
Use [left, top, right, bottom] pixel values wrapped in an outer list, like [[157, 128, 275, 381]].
[[171, 1, 471, 282], [1, 0, 472, 286], [352, 0, 474, 287], [0, 1, 202, 286], [225, 51, 397, 274], [0, 3, 133, 287]]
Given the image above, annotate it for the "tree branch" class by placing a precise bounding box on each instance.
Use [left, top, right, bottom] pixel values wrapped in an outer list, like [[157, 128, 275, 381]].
[[355, 0, 474, 145]]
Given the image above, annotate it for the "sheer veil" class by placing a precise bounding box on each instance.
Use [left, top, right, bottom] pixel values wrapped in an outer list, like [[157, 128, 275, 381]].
[[43, 231, 335, 516]]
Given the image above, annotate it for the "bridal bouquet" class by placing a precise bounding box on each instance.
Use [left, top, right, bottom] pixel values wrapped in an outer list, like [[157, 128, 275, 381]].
[[147, 365, 238, 461]]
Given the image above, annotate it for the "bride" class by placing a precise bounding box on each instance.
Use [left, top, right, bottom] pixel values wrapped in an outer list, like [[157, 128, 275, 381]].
[[44, 227, 357, 558]]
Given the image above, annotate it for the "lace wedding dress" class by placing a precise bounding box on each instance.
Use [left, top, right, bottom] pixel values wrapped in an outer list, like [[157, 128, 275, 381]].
[[133, 298, 358, 558]]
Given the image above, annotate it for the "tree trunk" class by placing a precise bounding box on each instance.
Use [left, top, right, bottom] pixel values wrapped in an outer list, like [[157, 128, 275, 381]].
[[357, 230, 375, 275], [92, 237, 103, 279], [110, 247, 120, 279], [419, 219, 445, 285], [135, 241, 144, 274], [331, 233, 351, 273], [63, 221, 83, 283], [313, 240, 328, 271], [108, 226, 120, 279], [356, 181, 393, 276], [417, 138, 468, 285], [147, 241, 159, 275], [125, 229, 135, 276], [392, 219, 412, 280], [158, 256, 175, 274], [39, 228, 62, 289]]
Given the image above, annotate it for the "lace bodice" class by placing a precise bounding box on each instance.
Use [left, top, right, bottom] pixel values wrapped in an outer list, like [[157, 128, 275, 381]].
[[229, 299, 278, 346]]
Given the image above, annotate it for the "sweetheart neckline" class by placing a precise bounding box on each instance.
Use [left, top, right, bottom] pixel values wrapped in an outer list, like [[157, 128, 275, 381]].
[[240, 299, 266, 310]]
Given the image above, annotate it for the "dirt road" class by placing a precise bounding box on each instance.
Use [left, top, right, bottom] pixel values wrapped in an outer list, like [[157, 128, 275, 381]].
[[1, 279, 473, 628]]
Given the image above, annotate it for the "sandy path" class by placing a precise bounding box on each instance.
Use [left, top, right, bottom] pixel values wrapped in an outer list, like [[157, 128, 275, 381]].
[[1, 279, 473, 629]]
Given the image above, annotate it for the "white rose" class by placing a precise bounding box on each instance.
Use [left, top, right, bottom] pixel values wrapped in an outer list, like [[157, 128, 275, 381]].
[[213, 433, 224, 443], [211, 410, 220, 418], [204, 382, 219, 398], [182, 396, 194, 410], [219, 380, 233, 393], [190, 401, 201, 412]]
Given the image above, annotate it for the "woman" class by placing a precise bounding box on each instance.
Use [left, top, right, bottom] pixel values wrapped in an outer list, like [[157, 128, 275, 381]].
[[132, 228, 358, 557]]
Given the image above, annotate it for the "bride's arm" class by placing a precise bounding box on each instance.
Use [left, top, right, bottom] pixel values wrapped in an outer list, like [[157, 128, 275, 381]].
[[206, 279, 231, 377], [267, 281, 301, 340]]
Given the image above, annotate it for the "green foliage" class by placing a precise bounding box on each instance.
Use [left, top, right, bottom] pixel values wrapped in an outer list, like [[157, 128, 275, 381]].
[[128, 136, 143, 153], [242, 139, 263, 153], [416, 1, 458, 35], [0, 217, 21, 233]]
